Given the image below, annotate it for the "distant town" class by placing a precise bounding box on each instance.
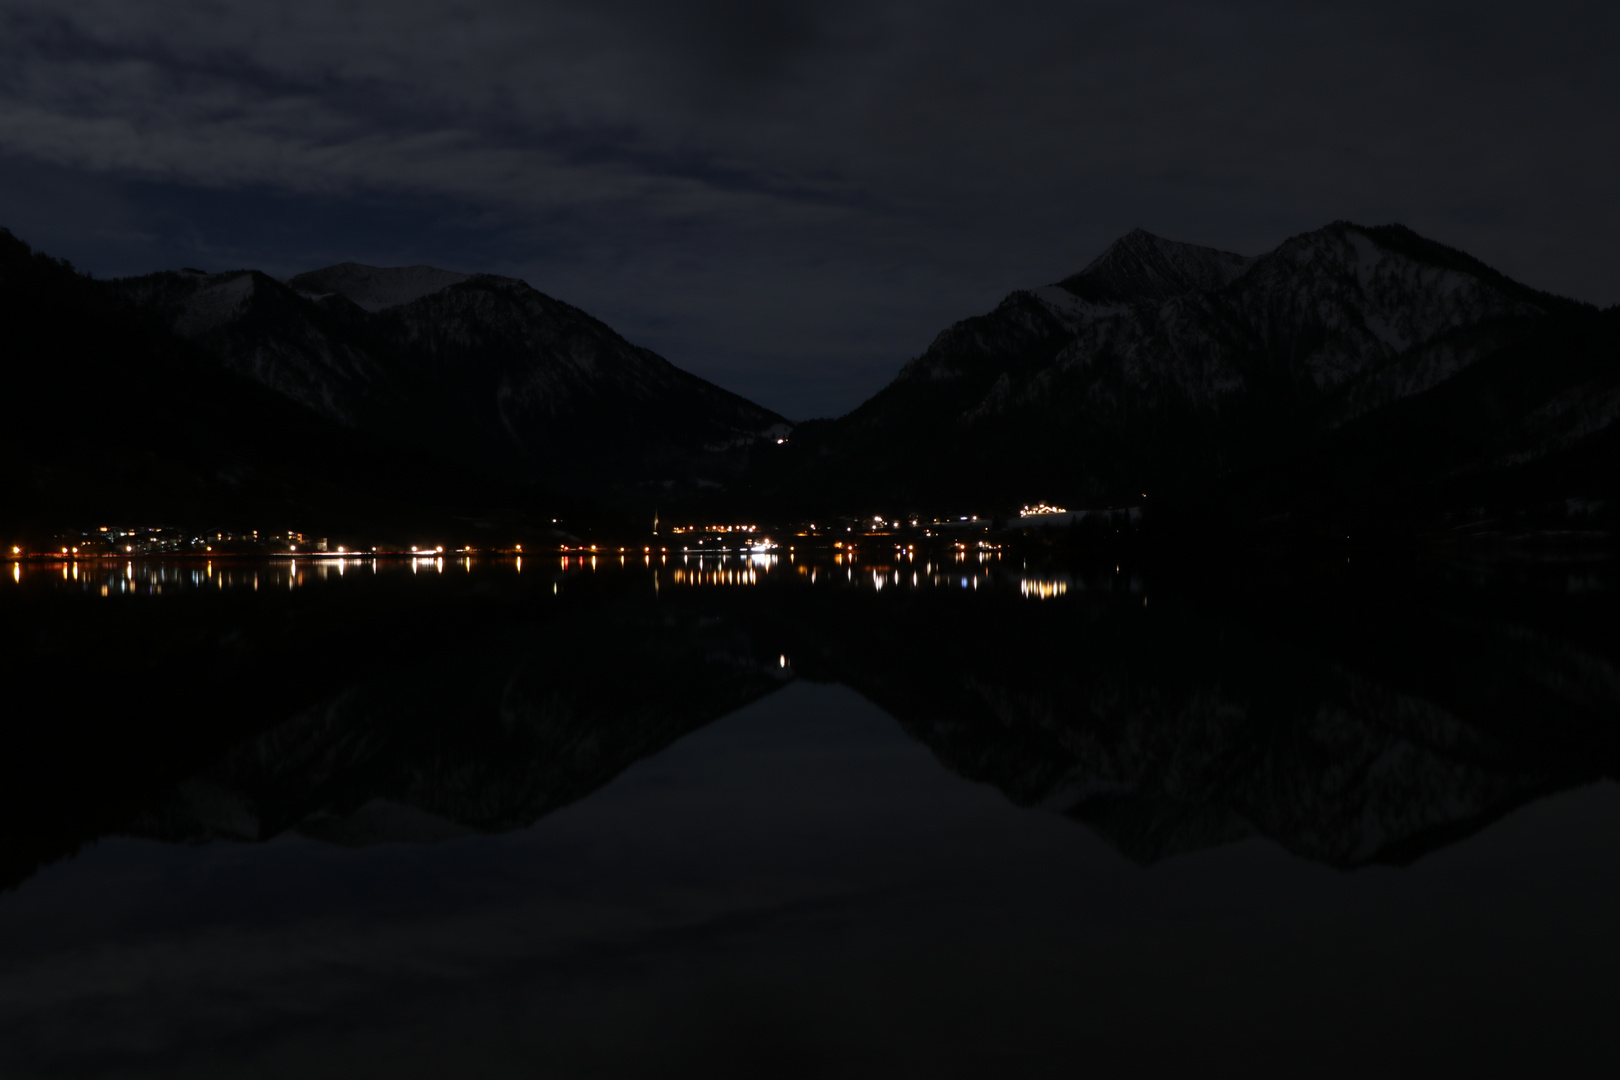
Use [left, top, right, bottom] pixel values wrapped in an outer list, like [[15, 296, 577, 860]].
[[7, 503, 1150, 562]]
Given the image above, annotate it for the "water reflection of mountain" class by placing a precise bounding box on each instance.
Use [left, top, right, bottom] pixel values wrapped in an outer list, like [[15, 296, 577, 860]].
[[2, 559, 1616, 888], [0, 580, 789, 889], [779, 568, 1620, 867], [123, 602, 789, 848]]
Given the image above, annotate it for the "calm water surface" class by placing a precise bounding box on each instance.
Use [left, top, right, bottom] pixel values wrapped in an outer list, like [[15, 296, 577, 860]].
[[1, 551, 1616, 1077]]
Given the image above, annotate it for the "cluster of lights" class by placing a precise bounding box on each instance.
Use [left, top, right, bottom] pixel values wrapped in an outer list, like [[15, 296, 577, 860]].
[[1020, 503, 1069, 517], [668, 524, 758, 535]]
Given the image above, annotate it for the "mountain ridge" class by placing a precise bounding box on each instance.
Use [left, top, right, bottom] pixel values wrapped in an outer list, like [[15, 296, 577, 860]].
[[287, 261, 473, 311], [759, 220, 1614, 536], [112, 259, 790, 505]]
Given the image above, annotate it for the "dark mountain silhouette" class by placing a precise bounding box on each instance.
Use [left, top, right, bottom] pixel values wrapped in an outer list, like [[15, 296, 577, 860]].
[[0, 228, 533, 541], [112, 260, 789, 504], [11, 220, 1615, 541], [763, 222, 1618, 540]]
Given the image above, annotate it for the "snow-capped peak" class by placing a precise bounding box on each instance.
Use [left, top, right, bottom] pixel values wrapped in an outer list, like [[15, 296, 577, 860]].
[[1058, 228, 1255, 305]]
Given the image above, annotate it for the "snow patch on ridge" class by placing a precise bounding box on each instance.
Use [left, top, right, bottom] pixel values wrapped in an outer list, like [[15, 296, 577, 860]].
[[288, 262, 472, 312], [172, 272, 256, 337]]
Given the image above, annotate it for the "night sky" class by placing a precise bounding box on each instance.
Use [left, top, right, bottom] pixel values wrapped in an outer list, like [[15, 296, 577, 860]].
[[2, 1, 1615, 420]]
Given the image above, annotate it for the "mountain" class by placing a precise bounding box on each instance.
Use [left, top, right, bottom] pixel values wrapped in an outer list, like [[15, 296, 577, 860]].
[[769, 222, 1616, 537], [113, 260, 790, 504], [1056, 228, 1255, 304], [0, 228, 518, 540]]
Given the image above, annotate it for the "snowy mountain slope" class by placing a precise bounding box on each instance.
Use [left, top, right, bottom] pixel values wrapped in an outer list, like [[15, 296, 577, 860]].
[[0, 229, 509, 534], [288, 262, 470, 311], [114, 269, 389, 425], [114, 263, 789, 498], [773, 221, 1605, 519], [1056, 227, 1255, 305]]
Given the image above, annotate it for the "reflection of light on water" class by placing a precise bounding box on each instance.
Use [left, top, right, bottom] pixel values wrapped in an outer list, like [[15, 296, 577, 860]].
[[12, 563, 20, 584], [1020, 579, 1068, 600], [666, 555, 778, 587]]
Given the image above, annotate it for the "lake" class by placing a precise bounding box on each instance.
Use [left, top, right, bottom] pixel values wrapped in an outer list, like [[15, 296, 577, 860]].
[[1, 549, 1616, 1077]]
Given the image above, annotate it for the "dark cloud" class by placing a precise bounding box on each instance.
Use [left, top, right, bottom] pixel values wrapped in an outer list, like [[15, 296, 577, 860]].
[[1, 0, 1616, 417]]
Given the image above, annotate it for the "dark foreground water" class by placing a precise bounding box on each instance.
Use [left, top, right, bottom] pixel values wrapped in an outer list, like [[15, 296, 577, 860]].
[[1, 550, 1617, 1077]]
